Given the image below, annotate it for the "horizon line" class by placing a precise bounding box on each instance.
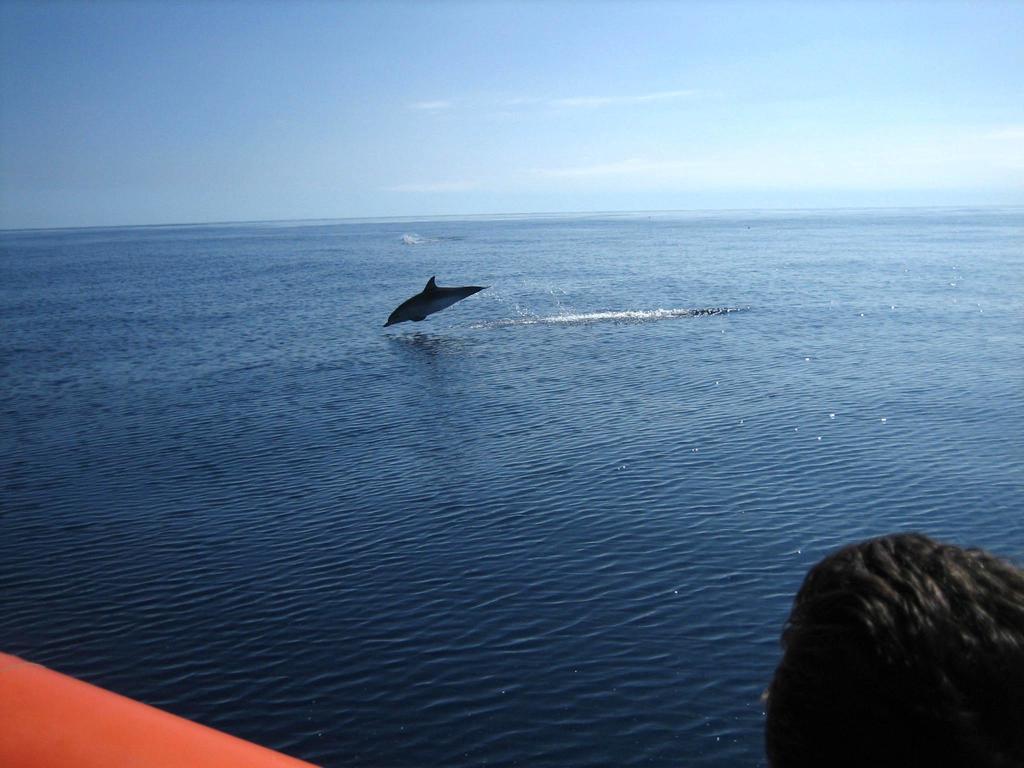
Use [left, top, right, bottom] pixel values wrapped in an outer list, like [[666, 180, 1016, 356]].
[[2, 202, 1022, 235]]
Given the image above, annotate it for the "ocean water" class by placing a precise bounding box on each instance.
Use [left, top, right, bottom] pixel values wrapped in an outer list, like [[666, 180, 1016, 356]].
[[1, 208, 1022, 766]]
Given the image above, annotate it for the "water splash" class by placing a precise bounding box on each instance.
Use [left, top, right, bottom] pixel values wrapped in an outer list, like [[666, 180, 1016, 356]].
[[400, 233, 465, 245]]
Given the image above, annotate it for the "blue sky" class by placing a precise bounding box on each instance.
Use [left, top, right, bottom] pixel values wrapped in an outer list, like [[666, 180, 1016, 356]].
[[1, 1, 1022, 228]]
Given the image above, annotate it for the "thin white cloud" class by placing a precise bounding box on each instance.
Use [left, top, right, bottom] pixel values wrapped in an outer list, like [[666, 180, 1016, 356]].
[[410, 90, 697, 113], [985, 126, 1024, 141], [531, 158, 701, 179], [523, 123, 1024, 191], [551, 89, 698, 108], [385, 180, 479, 193], [409, 100, 453, 111]]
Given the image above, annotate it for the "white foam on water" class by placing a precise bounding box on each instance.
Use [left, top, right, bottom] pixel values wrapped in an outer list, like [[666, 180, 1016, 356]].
[[472, 307, 742, 329]]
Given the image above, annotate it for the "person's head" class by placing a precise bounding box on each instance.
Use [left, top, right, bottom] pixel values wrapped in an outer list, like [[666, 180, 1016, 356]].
[[765, 533, 1024, 768]]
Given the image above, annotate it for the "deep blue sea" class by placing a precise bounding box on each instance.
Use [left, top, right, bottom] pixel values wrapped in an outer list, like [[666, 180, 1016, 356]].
[[2, 208, 1022, 766]]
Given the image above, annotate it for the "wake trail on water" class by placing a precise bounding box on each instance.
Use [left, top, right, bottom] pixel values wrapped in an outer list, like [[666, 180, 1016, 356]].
[[470, 306, 745, 328]]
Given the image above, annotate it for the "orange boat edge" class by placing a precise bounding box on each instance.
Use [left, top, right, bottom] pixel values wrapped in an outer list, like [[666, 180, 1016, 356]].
[[0, 652, 319, 768]]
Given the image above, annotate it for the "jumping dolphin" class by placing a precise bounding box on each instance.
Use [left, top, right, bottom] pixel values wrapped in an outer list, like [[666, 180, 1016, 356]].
[[384, 276, 487, 327]]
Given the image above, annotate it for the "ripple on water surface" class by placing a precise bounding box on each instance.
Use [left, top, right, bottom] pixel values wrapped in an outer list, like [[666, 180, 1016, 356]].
[[1, 210, 1023, 767]]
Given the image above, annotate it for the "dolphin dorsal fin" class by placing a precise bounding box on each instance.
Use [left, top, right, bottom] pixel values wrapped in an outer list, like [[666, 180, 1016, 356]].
[[424, 276, 438, 292]]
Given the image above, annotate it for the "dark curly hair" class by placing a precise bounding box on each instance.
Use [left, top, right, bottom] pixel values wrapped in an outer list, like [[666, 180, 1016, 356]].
[[765, 533, 1024, 768]]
